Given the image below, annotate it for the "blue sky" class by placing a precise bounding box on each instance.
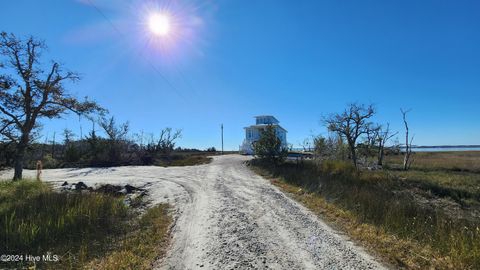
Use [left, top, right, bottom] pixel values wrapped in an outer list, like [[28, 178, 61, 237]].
[[1, 0, 479, 150]]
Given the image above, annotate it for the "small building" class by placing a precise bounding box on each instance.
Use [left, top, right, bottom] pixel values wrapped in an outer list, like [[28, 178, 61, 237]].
[[239, 115, 287, 155]]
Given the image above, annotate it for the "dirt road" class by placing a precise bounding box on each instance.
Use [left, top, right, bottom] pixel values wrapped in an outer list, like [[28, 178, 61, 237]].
[[1, 155, 385, 269]]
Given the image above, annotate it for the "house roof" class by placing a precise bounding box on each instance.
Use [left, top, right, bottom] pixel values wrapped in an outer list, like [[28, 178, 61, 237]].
[[254, 115, 279, 122], [244, 124, 287, 132]]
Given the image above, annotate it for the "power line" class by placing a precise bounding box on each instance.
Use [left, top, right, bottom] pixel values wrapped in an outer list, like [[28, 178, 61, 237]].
[[86, 0, 190, 104]]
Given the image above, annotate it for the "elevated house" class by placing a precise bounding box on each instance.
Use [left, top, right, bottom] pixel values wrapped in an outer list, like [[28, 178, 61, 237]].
[[240, 115, 287, 155]]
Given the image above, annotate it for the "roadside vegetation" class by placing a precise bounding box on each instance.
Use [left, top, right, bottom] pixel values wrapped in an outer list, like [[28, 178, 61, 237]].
[[0, 180, 172, 269], [249, 103, 480, 269], [0, 32, 214, 181], [0, 115, 215, 172]]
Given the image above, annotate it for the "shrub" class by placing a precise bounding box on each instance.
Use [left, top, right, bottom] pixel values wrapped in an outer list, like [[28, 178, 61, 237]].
[[252, 125, 287, 164]]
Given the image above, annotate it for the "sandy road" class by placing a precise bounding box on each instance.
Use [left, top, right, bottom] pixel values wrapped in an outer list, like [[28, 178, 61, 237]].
[[0, 155, 385, 269]]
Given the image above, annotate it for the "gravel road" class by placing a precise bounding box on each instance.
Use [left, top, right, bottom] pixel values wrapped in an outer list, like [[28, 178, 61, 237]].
[[0, 154, 386, 269]]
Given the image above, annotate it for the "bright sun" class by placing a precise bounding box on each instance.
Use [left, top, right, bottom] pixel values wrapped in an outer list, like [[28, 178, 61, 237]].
[[148, 13, 171, 36]]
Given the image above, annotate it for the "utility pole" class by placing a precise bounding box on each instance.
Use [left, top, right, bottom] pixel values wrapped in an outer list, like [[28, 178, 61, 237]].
[[221, 124, 224, 155]]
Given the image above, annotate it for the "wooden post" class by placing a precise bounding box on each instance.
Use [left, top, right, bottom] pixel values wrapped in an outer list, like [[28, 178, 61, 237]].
[[36, 160, 43, 181]]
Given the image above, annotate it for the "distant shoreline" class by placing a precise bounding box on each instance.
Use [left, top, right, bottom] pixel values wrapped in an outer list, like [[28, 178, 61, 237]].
[[398, 145, 480, 152], [407, 145, 480, 149]]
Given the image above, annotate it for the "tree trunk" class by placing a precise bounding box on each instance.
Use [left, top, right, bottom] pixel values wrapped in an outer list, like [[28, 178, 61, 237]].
[[377, 141, 384, 166], [348, 140, 357, 168], [13, 143, 27, 180], [403, 141, 410, 170], [13, 131, 30, 181], [377, 147, 384, 166]]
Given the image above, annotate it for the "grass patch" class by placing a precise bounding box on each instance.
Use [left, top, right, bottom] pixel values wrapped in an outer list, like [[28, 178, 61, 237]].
[[384, 151, 480, 203], [0, 180, 172, 269], [155, 153, 212, 167], [250, 159, 480, 269], [269, 179, 452, 269], [87, 204, 172, 269], [385, 151, 480, 173]]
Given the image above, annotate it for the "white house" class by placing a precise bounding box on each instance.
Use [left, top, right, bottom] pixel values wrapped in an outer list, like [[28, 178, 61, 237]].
[[240, 115, 287, 155]]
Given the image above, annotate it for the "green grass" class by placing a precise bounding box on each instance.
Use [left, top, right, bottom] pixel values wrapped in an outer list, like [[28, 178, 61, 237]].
[[0, 180, 172, 269], [155, 153, 212, 167], [250, 159, 480, 269], [383, 151, 480, 203], [390, 170, 480, 202]]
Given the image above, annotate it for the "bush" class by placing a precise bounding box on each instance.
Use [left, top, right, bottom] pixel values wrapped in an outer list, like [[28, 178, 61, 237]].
[[41, 153, 59, 169], [252, 125, 287, 164]]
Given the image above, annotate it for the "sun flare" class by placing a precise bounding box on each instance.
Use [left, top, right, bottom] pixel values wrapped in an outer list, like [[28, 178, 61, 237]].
[[148, 13, 171, 36]]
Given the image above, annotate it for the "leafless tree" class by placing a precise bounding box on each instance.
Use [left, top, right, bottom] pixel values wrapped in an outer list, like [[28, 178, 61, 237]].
[[401, 108, 414, 170], [376, 123, 398, 166], [324, 103, 375, 168], [300, 137, 312, 152], [62, 128, 75, 145], [99, 116, 129, 163], [156, 128, 182, 156], [99, 116, 129, 142], [365, 123, 381, 149], [0, 32, 102, 180], [358, 123, 382, 160]]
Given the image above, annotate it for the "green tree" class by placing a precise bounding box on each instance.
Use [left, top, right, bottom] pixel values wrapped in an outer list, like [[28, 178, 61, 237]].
[[252, 125, 287, 164]]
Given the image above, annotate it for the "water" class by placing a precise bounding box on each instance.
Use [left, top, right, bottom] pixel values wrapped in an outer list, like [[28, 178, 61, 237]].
[[408, 147, 480, 152], [291, 147, 480, 152]]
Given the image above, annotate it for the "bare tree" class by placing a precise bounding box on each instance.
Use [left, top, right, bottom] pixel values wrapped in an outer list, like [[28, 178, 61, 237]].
[[62, 128, 75, 145], [324, 103, 375, 168], [358, 123, 381, 160], [99, 116, 129, 142], [0, 32, 102, 180], [99, 116, 129, 163], [400, 108, 414, 170], [376, 123, 398, 166], [156, 128, 182, 156]]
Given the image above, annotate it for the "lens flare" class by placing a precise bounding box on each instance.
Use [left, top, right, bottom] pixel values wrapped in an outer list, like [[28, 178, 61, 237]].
[[148, 13, 171, 36]]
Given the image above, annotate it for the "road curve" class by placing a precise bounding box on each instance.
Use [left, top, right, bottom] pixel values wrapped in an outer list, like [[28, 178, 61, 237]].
[[158, 155, 385, 269], [0, 155, 386, 269]]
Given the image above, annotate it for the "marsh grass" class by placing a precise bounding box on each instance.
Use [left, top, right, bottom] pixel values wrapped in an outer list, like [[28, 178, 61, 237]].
[[385, 151, 480, 173], [251, 159, 480, 269], [0, 180, 128, 268], [0, 180, 171, 269]]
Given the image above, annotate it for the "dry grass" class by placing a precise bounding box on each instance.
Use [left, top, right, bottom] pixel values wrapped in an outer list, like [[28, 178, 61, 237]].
[[250, 157, 480, 269], [384, 151, 480, 203], [270, 179, 454, 269], [385, 151, 480, 172], [0, 180, 172, 270], [87, 204, 172, 270], [0, 180, 129, 269]]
